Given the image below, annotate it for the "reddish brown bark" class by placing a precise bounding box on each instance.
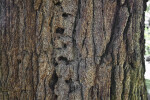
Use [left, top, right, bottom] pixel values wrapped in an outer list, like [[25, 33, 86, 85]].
[[0, 0, 148, 100]]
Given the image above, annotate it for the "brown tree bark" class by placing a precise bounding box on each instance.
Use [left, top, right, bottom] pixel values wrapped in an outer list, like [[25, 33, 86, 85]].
[[0, 0, 148, 100]]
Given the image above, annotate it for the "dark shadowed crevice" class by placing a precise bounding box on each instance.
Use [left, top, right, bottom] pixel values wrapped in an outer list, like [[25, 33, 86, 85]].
[[53, 58, 58, 66], [88, 86, 95, 100], [56, 27, 64, 34], [65, 78, 74, 93], [54, 2, 61, 6], [63, 43, 67, 48], [62, 13, 70, 18], [54, 62, 58, 66], [49, 70, 58, 91], [88, 85, 100, 100], [58, 56, 69, 65], [14, 96, 19, 100], [53, 95, 58, 100], [17, 59, 21, 64], [72, 0, 81, 60], [122, 1, 132, 53], [121, 62, 128, 100], [110, 65, 117, 100], [44, 78, 46, 100], [49, 70, 58, 99], [109, 1, 121, 99], [92, 0, 96, 64], [49, 14, 54, 33]]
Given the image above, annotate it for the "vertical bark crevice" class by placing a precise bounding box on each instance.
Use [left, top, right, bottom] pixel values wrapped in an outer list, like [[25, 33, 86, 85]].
[[49, 70, 58, 94], [109, 1, 121, 99]]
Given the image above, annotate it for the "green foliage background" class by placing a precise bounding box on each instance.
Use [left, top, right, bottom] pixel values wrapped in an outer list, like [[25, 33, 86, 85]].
[[145, 0, 150, 95], [145, 1, 150, 55]]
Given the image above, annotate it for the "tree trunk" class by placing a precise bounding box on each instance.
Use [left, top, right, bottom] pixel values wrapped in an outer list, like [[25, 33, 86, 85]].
[[0, 0, 148, 100]]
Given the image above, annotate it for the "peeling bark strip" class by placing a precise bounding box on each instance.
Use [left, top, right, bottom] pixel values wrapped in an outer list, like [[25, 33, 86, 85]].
[[0, 0, 148, 100]]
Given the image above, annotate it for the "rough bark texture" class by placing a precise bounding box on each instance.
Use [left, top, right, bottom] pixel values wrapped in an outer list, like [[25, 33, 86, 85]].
[[0, 0, 148, 100]]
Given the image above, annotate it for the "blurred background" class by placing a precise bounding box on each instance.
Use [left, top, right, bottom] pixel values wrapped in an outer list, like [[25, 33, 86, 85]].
[[145, 1, 150, 98]]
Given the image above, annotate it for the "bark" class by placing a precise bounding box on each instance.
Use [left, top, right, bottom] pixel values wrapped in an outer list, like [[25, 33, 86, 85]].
[[0, 0, 148, 100]]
